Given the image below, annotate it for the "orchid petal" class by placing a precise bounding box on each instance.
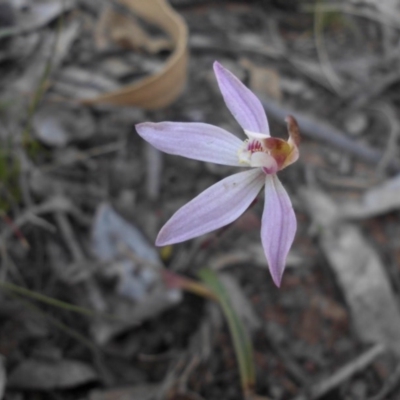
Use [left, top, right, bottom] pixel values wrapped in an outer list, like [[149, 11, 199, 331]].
[[261, 175, 296, 287], [136, 122, 243, 166], [250, 152, 278, 172], [213, 61, 270, 135], [285, 115, 301, 148], [281, 115, 300, 169], [156, 169, 265, 246], [281, 146, 299, 170]]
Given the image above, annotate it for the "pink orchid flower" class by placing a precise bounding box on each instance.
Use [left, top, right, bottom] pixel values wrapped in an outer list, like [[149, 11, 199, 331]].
[[136, 61, 300, 287]]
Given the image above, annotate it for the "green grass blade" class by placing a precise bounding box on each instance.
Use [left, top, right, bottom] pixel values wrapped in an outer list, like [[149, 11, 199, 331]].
[[199, 268, 255, 398]]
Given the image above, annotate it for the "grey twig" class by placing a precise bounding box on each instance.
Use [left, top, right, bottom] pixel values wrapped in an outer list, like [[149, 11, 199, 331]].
[[295, 343, 386, 400]]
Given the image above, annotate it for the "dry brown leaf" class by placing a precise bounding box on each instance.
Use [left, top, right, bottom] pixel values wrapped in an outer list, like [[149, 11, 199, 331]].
[[96, 5, 172, 53], [83, 0, 188, 109]]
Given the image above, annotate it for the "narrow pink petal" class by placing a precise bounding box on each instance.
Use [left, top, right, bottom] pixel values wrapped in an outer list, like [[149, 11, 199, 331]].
[[213, 61, 270, 135], [156, 169, 265, 246], [261, 175, 296, 287], [136, 122, 243, 166]]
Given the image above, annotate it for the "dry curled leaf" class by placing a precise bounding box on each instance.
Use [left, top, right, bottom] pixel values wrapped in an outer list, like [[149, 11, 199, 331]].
[[96, 5, 173, 53], [83, 0, 188, 109]]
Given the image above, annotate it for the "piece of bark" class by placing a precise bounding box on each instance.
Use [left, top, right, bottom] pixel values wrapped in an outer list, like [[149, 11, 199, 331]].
[[301, 188, 400, 355], [341, 174, 400, 219], [294, 343, 385, 400], [8, 359, 97, 390]]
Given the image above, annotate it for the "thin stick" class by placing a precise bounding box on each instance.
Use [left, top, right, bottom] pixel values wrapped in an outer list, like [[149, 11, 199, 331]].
[[0, 280, 123, 322], [295, 343, 385, 400]]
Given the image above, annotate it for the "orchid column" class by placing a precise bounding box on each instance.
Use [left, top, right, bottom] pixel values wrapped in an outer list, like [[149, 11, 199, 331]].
[[136, 62, 299, 287]]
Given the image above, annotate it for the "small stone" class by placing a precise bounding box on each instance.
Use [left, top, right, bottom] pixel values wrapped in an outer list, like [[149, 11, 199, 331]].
[[327, 149, 341, 164], [33, 104, 95, 147], [344, 112, 368, 137], [116, 189, 136, 211], [338, 154, 352, 175], [349, 380, 367, 399], [280, 77, 306, 95], [111, 159, 143, 189]]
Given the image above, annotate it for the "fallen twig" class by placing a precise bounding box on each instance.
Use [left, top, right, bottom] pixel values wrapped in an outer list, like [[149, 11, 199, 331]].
[[295, 343, 386, 400], [55, 211, 107, 312]]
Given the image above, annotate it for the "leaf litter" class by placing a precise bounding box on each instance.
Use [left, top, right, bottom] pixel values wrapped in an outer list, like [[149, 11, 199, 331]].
[[1, 0, 400, 399]]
